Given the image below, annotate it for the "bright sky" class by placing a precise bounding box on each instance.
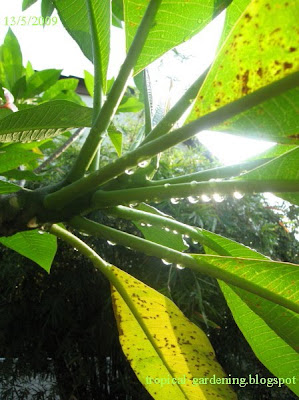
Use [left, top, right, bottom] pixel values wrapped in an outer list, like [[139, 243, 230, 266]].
[[0, 2, 275, 165]]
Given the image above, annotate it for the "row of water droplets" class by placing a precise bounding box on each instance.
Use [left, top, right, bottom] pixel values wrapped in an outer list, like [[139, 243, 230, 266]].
[[124, 166, 245, 205], [170, 190, 244, 205], [169, 179, 244, 204]]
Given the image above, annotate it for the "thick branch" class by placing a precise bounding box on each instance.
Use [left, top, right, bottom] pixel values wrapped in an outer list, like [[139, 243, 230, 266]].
[[91, 179, 299, 208]]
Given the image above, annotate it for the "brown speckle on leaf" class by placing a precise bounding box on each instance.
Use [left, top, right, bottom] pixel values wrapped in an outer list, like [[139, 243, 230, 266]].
[[283, 62, 293, 70], [241, 70, 250, 95], [257, 67, 263, 77]]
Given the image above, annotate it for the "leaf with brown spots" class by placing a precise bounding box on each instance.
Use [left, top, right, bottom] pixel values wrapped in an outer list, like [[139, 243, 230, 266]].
[[187, 0, 299, 135], [110, 265, 236, 399], [213, 87, 299, 143]]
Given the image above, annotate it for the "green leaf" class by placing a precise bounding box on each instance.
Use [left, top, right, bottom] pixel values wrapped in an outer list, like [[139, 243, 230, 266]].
[[52, 0, 92, 61], [53, 0, 111, 91], [188, 0, 299, 143], [246, 144, 297, 161], [11, 76, 27, 100], [0, 100, 92, 143], [217, 0, 250, 48], [39, 78, 79, 102], [190, 254, 299, 313], [1, 169, 42, 181], [112, 0, 124, 25], [214, 87, 299, 142], [22, 0, 38, 11], [0, 86, 5, 101], [46, 90, 85, 106], [0, 29, 23, 91], [0, 180, 21, 194], [0, 229, 57, 272], [111, 265, 236, 399], [0, 109, 13, 120], [219, 284, 299, 396], [25, 61, 34, 79], [0, 147, 39, 174], [85, 0, 111, 93], [134, 204, 189, 252], [117, 97, 144, 113], [108, 125, 122, 157], [239, 147, 299, 205], [200, 229, 299, 349], [84, 70, 94, 98], [25, 69, 62, 98], [41, 0, 55, 19], [124, 0, 231, 75]]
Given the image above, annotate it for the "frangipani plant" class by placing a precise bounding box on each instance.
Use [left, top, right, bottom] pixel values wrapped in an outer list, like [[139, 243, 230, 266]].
[[0, 0, 298, 398]]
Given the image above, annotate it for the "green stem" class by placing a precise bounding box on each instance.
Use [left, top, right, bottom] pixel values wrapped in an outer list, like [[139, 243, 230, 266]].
[[49, 223, 109, 274], [88, 144, 101, 172], [67, 0, 162, 182], [106, 205, 231, 256], [86, 0, 103, 123], [148, 159, 270, 186], [44, 72, 299, 210], [69, 216, 299, 313], [91, 179, 299, 208]]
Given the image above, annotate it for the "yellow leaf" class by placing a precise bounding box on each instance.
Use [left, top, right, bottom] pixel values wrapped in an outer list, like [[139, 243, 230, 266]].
[[188, 0, 298, 121], [111, 266, 236, 400]]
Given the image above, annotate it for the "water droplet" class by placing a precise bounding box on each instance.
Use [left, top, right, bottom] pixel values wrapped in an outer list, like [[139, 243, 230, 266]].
[[170, 197, 180, 204], [184, 234, 190, 239], [146, 223, 152, 227], [192, 239, 198, 245], [201, 194, 211, 202], [173, 230, 178, 234], [233, 191, 244, 199], [182, 238, 189, 247], [38, 230, 45, 235], [140, 222, 146, 227], [164, 183, 170, 188], [129, 202, 138, 207], [176, 264, 185, 270], [74, 247, 78, 251], [191, 180, 198, 186], [209, 178, 222, 182], [164, 227, 170, 232], [187, 196, 199, 204], [107, 240, 116, 246], [138, 160, 149, 168], [213, 193, 225, 203], [125, 169, 134, 175], [162, 259, 172, 265]]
